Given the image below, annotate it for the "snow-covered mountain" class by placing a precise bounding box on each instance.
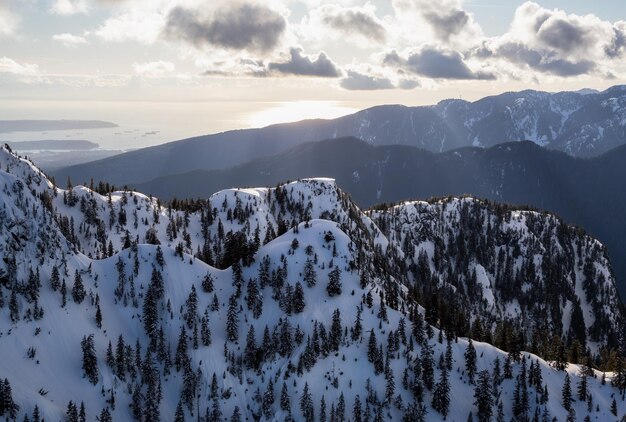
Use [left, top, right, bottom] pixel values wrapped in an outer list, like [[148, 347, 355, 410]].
[[1, 145, 625, 421], [53, 85, 626, 187]]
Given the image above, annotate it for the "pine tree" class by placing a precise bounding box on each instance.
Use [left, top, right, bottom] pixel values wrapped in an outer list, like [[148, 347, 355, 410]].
[[465, 339, 477, 384], [262, 379, 275, 418], [562, 373, 572, 411], [1, 379, 19, 419], [50, 265, 60, 291], [326, 267, 342, 297], [352, 307, 363, 342], [202, 272, 214, 293], [300, 382, 315, 422], [81, 334, 98, 384], [184, 285, 198, 328], [577, 375, 587, 401], [66, 401, 78, 422], [230, 406, 242, 422], [175, 325, 188, 372], [352, 395, 363, 422], [201, 310, 212, 346], [293, 282, 306, 313], [280, 382, 291, 412], [337, 393, 346, 422], [329, 309, 342, 351], [304, 258, 317, 287], [474, 370, 493, 422], [244, 325, 257, 370], [79, 401, 86, 422], [72, 270, 86, 304], [432, 366, 450, 418], [226, 294, 239, 342], [174, 399, 185, 422], [95, 302, 102, 328], [610, 398, 617, 416], [98, 407, 112, 422]]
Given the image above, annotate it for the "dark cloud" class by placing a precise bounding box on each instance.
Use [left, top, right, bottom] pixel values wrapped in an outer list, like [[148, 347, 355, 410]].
[[268, 48, 340, 77], [605, 26, 626, 58], [397, 79, 420, 90], [497, 41, 596, 76], [340, 71, 393, 90], [322, 8, 386, 43], [385, 47, 495, 80], [164, 4, 285, 53], [536, 17, 592, 54], [423, 8, 469, 41]]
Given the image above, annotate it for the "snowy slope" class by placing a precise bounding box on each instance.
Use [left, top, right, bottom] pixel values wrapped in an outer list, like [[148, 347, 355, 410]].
[[0, 146, 625, 421]]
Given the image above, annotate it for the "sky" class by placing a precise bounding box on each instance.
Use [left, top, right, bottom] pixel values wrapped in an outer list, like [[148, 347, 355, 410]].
[[1, 0, 626, 146]]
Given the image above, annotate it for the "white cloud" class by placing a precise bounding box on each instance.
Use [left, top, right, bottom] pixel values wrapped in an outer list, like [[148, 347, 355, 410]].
[[0, 57, 39, 75], [132, 60, 176, 77], [52, 33, 88, 47], [0, 5, 18, 37], [50, 0, 89, 15]]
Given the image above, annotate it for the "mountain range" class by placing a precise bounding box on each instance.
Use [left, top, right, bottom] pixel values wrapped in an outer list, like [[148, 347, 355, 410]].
[[53, 84, 626, 187], [1, 146, 625, 421], [129, 138, 626, 301]]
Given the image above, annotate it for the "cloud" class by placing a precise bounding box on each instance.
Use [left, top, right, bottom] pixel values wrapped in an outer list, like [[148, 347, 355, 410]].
[[132, 61, 175, 78], [392, 0, 481, 46], [340, 70, 394, 90], [496, 41, 595, 77], [319, 5, 386, 43], [0, 5, 18, 37], [52, 33, 88, 47], [0, 57, 39, 75], [268, 48, 340, 77], [164, 3, 286, 53], [468, 2, 626, 79], [95, 5, 165, 44], [385, 47, 495, 80], [50, 0, 88, 15]]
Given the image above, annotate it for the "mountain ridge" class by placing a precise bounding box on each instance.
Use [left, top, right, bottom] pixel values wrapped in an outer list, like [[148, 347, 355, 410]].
[[52, 84, 626, 186]]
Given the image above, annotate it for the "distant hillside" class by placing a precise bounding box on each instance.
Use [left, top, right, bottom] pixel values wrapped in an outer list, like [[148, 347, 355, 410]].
[[134, 138, 626, 300], [53, 84, 626, 185], [0, 120, 117, 132]]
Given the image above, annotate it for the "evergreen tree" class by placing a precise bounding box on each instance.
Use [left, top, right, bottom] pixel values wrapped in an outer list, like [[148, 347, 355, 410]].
[[337, 393, 346, 422], [352, 307, 363, 342], [81, 334, 98, 384], [230, 406, 242, 422], [293, 282, 306, 313], [432, 366, 450, 418], [244, 325, 257, 370], [280, 382, 291, 413], [300, 382, 315, 422], [66, 401, 78, 422], [353, 395, 363, 422], [98, 407, 112, 422], [202, 272, 214, 293], [262, 379, 275, 418], [562, 373, 572, 411], [326, 267, 342, 297], [72, 270, 86, 304], [304, 258, 317, 287], [226, 294, 239, 342], [577, 375, 587, 401], [329, 309, 342, 351], [1, 379, 19, 419], [474, 370, 493, 422], [174, 399, 185, 422], [465, 339, 477, 384]]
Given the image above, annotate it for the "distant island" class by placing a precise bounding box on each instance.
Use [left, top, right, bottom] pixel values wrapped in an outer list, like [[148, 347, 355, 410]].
[[6, 140, 100, 150], [0, 120, 118, 133]]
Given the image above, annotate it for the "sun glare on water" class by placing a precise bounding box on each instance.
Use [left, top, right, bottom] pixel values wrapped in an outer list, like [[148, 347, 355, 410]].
[[247, 101, 357, 128]]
